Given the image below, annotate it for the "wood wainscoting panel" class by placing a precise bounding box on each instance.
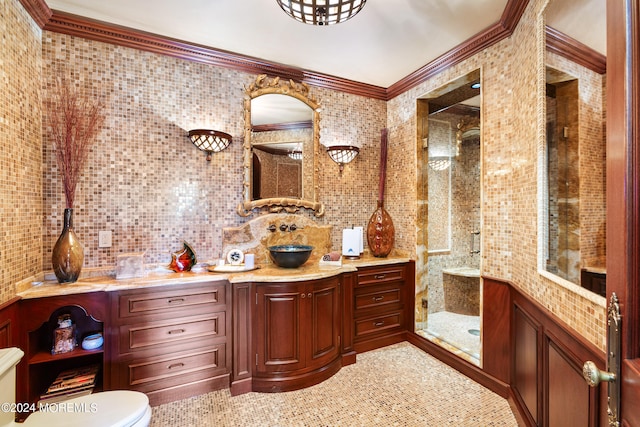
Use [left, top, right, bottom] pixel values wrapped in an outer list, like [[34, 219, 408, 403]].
[[485, 276, 608, 427], [482, 278, 511, 384], [513, 304, 541, 426], [546, 339, 591, 426]]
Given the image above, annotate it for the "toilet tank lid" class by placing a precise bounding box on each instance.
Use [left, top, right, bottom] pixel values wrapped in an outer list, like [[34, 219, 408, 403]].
[[0, 347, 24, 376], [25, 390, 150, 427]]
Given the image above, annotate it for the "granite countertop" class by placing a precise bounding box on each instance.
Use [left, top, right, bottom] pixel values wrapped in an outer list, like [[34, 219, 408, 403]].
[[17, 252, 412, 300]]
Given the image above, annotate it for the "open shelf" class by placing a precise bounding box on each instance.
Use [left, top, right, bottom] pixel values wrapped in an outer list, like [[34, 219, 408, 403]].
[[29, 347, 103, 365], [25, 302, 105, 407]]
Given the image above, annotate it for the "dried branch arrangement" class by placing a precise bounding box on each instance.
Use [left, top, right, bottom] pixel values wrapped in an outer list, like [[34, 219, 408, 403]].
[[49, 81, 105, 208]]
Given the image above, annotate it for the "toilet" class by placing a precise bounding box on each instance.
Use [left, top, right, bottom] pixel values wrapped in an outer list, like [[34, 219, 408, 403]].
[[0, 347, 151, 427]]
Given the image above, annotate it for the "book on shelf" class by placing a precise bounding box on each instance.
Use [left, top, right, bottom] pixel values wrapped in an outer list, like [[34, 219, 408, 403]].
[[39, 385, 94, 404], [40, 364, 99, 401]]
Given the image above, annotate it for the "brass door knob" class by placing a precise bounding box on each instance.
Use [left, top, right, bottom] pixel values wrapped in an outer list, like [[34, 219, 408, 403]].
[[582, 360, 616, 387]]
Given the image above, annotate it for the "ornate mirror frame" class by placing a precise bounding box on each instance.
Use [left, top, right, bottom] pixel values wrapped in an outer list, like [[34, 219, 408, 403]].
[[237, 75, 325, 217]]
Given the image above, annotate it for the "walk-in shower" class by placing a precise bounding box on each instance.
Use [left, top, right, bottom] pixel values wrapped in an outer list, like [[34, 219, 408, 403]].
[[415, 70, 482, 366]]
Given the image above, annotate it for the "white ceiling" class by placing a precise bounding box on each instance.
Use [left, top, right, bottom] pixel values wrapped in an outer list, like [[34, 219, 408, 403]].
[[45, 0, 605, 88]]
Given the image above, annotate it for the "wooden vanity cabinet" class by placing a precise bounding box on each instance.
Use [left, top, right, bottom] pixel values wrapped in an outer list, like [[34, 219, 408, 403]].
[[353, 263, 412, 353], [108, 281, 231, 405], [251, 276, 342, 392]]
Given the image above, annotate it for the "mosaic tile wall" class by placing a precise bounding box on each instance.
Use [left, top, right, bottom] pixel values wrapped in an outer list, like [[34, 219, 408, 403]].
[[4, 0, 606, 351], [388, 0, 606, 350], [39, 32, 386, 274], [0, 0, 43, 304]]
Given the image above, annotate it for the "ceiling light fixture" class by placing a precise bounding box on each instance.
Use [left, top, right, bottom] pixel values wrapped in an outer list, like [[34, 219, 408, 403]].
[[276, 0, 367, 26], [288, 151, 303, 160], [327, 145, 359, 173], [188, 129, 232, 161], [288, 143, 303, 160]]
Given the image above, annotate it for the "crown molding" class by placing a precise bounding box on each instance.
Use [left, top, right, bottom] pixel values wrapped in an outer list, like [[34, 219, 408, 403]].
[[18, 0, 51, 28], [40, 10, 389, 99], [21, 0, 602, 101], [31, 1, 527, 101], [386, 0, 529, 99], [545, 26, 606, 75]]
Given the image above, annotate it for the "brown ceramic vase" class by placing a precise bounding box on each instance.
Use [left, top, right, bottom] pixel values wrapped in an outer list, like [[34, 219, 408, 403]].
[[367, 128, 395, 257], [52, 208, 85, 283], [367, 200, 395, 257]]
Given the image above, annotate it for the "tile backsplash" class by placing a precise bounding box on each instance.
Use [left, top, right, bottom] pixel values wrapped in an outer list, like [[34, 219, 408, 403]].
[[40, 32, 386, 271]]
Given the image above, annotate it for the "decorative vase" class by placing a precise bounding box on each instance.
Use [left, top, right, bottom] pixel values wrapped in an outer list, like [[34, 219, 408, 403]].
[[51, 208, 84, 283], [168, 241, 198, 272], [367, 200, 395, 257], [367, 128, 395, 257]]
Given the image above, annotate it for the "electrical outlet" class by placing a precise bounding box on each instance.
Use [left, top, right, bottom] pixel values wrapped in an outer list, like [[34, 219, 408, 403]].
[[98, 230, 112, 248]]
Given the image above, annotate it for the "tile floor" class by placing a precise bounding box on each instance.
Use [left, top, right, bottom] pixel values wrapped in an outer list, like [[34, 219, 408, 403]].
[[149, 342, 518, 426]]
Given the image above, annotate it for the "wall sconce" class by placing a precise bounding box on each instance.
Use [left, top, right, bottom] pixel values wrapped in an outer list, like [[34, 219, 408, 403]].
[[188, 129, 232, 161], [327, 145, 359, 173], [428, 157, 451, 171]]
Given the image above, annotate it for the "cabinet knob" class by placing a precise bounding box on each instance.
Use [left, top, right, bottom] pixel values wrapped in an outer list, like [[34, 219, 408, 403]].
[[373, 296, 384, 302], [167, 298, 185, 304], [308, 293, 312, 298], [167, 328, 186, 335], [301, 293, 305, 298], [374, 274, 386, 280], [374, 321, 385, 327]]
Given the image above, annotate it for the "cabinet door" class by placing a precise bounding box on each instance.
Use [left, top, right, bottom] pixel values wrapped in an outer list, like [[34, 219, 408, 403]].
[[308, 278, 341, 369], [255, 283, 305, 373]]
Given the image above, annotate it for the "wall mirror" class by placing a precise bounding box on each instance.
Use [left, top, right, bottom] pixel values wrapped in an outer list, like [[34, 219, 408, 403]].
[[539, 0, 606, 299], [237, 75, 324, 217]]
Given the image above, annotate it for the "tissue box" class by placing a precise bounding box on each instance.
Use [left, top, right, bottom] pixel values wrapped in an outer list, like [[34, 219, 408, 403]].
[[116, 252, 145, 280], [342, 228, 363, 258]]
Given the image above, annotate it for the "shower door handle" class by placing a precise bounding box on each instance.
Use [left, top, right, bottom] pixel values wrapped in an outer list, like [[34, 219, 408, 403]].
[[470, 231, 480, 254]]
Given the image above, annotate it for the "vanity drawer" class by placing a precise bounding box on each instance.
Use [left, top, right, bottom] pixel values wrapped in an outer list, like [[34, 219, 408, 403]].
[[354, 311, 403, 338], [117, 282, 226, 320], [354, 284, 402, 312], [119, 313, 225, 353], [356, 265, 405, 286], [127, 345, 227, 387], [110, 343, 229, 402]]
